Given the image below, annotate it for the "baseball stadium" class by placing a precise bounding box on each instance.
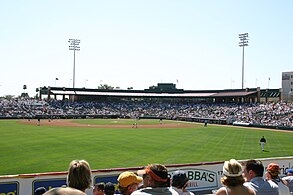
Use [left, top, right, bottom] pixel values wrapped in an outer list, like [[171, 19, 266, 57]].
[[3, 0, 293, 194], [0, 83, 292, 194]]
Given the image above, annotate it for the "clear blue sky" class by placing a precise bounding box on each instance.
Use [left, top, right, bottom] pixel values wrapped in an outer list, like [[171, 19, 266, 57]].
[[0, 0, 292, 97]]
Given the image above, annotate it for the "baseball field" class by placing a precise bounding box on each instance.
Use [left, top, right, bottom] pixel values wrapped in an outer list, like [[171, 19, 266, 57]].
[[0, 119, 292, 176]]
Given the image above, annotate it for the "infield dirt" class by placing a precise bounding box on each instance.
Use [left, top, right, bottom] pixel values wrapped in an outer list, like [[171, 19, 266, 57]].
[[19, 119, 195, 128], [18, 119, 293, 133]]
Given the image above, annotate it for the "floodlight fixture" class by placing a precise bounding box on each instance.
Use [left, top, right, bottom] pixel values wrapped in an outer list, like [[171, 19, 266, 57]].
[[238, 33, 249, 89], [68, 39, 80, 88]]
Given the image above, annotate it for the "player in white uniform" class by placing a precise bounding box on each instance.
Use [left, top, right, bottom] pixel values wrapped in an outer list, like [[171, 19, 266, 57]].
[[259, 136, 266, 151]]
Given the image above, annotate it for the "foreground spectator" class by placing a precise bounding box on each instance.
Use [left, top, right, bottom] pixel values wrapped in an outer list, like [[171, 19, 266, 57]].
[[44, 187, 86, 195], [104, 182, 116, 195], [132, 164, 178, 195], [171, 170, 194, 195], [67, 160, 92, 192], [265, 163, 280, 184], [281, 169, 293, 195], [215, 159, 255, 195], [117, 171, 143, 195], [93, 182, 105, 195], [243, 160, 279, 195]]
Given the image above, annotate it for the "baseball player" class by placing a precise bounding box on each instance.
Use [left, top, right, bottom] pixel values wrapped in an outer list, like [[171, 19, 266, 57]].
[[259, 136, 266, 151]]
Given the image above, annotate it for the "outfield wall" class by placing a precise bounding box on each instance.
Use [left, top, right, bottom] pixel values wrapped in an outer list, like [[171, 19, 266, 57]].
[[1, 157, 292, 195]]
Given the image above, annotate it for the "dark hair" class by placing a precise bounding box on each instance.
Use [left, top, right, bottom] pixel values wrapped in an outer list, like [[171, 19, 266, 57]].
[[150, 164, 169, 187], [172, 170, 188, 188], [245, 160, 264, 177], [104, 182, 115, 195], [94, 182, 105, 191]]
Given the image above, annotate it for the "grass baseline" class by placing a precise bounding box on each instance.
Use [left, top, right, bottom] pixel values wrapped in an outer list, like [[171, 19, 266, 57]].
[[0, 119, 292, 176]]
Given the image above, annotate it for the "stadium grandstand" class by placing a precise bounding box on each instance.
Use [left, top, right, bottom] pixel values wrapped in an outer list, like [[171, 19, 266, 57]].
[[39, 83, 281, 103], [1, 83, 291, 129]]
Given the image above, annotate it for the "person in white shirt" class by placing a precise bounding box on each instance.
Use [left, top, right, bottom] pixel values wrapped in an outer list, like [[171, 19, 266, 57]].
[[281, 169, 293, 195]]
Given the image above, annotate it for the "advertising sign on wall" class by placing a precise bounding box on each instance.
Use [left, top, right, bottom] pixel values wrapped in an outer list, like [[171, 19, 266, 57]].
[[33, 178, 66, 192], [0, 182, 19, 195]]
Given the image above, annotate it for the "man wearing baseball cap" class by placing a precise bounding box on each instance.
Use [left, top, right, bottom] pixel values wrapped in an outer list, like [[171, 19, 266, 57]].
[[117, 171, 143, 195], [281, 169, 293, 195], [132, 164, 179, 195]]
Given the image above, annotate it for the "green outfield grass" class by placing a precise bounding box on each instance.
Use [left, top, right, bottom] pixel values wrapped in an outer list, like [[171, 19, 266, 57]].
[[0, 119, 292, 176]]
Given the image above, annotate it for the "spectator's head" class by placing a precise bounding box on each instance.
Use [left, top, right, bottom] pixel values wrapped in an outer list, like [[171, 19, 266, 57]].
[[266, 163, 280, 179], [286, 169, 293, 176], [104, 182, 115, 195], [243, 160, 264, 181], [35, 187, 47, 195], [171, 170, 188, 189], [221, 159, 245, 187], [137, 164, 169, 187], [43, 187, 86, 195], [117, 171, 143, 195], [93, 183, 105, 195], [67, 160, 92, 192]]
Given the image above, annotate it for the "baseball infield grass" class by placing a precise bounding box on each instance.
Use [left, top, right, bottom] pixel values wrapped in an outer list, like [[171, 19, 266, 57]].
[[0, 119, 292, 176]]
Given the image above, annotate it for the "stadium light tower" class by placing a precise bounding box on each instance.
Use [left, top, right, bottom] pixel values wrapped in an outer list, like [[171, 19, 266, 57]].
[[68, 39, 80, 88], [238, 33, 249, 89]]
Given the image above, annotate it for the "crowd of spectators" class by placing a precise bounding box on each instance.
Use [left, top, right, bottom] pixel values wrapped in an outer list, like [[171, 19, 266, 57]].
[[42, 159, 293, 195], [0, 97, 292, 127]]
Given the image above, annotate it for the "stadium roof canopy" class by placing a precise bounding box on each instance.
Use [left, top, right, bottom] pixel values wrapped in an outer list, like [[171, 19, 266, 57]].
[[39, 83, 265, 103], [48, 90, 257, 98]]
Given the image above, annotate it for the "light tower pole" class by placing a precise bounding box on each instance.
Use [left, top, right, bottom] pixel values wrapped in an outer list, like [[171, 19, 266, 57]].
[[68, 39, 80, 88], [238, 33, 249, 89]]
